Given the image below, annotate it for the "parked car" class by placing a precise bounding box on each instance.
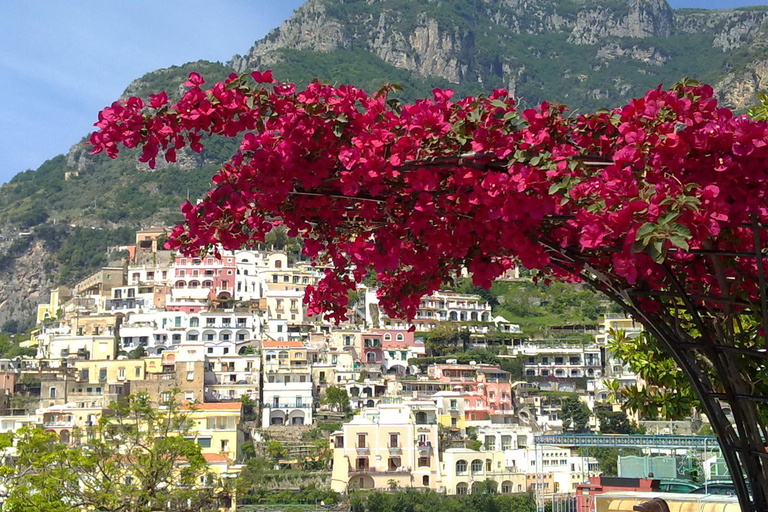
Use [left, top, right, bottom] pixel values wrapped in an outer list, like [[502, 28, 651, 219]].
[[658, 480, 700, 493], [689, 482, 737, 495]]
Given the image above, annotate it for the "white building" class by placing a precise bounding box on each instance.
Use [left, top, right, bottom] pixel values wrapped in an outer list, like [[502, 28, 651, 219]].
[[261, 340, 313, 427], [516, 344, 602, 380]]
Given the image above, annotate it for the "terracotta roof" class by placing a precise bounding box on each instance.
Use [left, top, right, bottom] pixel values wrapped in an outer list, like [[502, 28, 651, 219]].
[[203, 453, 232, 463], [189, 402, 243, 411], [262, 340, 305, 349]]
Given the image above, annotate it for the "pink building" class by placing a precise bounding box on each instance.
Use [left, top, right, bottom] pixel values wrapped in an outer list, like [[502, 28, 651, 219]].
[[427, 363, 512, 421], [169, 255, 237, 312], [373, 329, 425, 376]]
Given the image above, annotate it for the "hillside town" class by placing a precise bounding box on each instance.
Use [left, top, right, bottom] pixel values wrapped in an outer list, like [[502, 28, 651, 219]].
[[0, 226, 726, 511]]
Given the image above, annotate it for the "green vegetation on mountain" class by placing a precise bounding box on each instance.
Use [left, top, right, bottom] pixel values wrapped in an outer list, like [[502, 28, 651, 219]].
[[3, 0, 768, 325]]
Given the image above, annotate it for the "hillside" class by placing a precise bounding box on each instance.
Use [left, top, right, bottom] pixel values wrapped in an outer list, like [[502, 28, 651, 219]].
[[3, 0, 768, 327]]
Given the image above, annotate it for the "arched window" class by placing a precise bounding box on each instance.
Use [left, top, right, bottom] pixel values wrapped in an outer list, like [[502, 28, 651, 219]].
[[384, 333, 392, 341], [471, 459, 483, 474], [175, 281, 185, 288], [396, 333, 404, 341], [456, 460, 467, 475], [189, 280, 200, 288], [456, 483, 468, 495], [202, 280, 213, 288], [275, 260, 282, 269]]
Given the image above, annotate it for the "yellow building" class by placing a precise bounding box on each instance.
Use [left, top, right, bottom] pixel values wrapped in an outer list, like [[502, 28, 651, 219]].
[[433, 390, 467, 434], [330, 399, 441, 492], [188, 402, 244, 462], [36, 286, 71, 324], [440, 448, 527, 495]]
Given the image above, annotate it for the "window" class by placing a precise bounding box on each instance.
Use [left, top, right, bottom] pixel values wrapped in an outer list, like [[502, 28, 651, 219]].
[[357, 434, 366, 448], [450, 399, 458, 410], [456, 483, 468, 495], [389, 434, 399, 448], [422, 475, 429, 486], [190, 317, 199, 327], [118, 367, 125, 379], [418, 456, 430, 467], [197, 438, 212, 448], [49, 387, 57, 399], [471, 459, 483, 474], [456, 460, 468, 475], [135, 367, 141, 378]]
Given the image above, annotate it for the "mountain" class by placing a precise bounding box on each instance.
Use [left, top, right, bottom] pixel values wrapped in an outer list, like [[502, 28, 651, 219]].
[[230, 0, 768, 110], [3, 0, 768, 328]]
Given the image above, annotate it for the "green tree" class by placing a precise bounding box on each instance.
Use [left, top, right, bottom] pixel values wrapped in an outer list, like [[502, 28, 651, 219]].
[[424, 323, 468, 355], [560, 395, 591, 433], [607, 329, 697, 419], [239, 394, 258, 422], [265, 440, 287, 465], [322, 385, 351, 413], [0, 393, 220, 512], [596, 408, 638, 434]]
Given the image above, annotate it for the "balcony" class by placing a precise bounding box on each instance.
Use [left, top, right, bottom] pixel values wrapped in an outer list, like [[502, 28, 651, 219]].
[[263, 403, 312, 409], [387, 446, 402, 455], [355, 446, 370, 455], [349, 466, 409, 475], [43, 420, 75, 428], [417, 442, 433, 455]]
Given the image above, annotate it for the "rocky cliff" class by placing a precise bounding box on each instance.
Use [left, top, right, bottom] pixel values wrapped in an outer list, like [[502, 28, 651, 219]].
[[5, 0, 768, 329], [231, 0, 768, 110]]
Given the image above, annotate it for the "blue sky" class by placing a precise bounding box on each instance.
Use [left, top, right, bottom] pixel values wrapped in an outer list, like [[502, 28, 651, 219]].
[[0, 0, 766, 186]]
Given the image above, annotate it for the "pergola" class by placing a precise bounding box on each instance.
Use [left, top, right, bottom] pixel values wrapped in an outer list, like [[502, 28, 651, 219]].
[[90, 73, 768, 510]]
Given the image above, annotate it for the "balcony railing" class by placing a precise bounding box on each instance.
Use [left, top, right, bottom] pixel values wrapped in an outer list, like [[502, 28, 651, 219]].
[[43, 420, 75, 428], [348, 466, 410, 475], [262, 403, 312, 409]]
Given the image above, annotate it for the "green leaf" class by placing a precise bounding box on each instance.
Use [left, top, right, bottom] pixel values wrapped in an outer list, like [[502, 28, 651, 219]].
[[635, 222, 657, 242], [649, 239, 666, 263], [658, 211, 679, 225], [669, 235, 690, 251]]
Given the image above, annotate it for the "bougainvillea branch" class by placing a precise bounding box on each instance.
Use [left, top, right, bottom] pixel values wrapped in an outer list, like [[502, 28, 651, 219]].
[[90, 72, 768, 324], [91, 70, 768, 510]]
